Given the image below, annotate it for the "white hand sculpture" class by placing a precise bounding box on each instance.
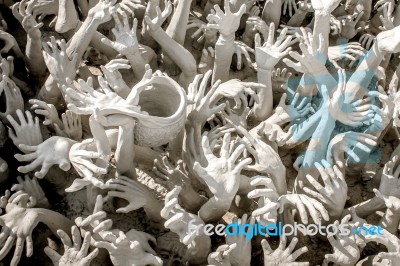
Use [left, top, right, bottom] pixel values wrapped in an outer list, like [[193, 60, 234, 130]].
[[0, 75, 24, 121], [101, 11, 139, 55], [329, 15, 342, 36], [27, 0, 59, 21], [63, 77, 133, 115], [0, 199, 41, 266], [7, 109, 43, 150], [375, 0, 395, 17], [29, 99, 62, 127], [94, 230, 163, 266], [324, 222, 361, 266], [203, 125, 236, 151], [75, 195, 113, 237], [221, 102, 250, 129], [186, 71, 226, 123], [282, 0, 298, 17], [328, 42, 365, 67], [379, 3, 395, 31], [233, 40, 254, 70], [153, 156, 203, 213], [327, 131, 377, 169], [100, 59, 131, 97], [15, 136, 75, 178], [187, 17, 209, 44], [42, 37, 79, 83], [126, 228, 158, 255], [68, 138, 108, 189], [2, 189, 36, 208], [198, 47, 215, 74], [278, 194, 330, 224], [303, 160, 347, 218], [207, 244, 236, 266], [206, 0, 246, 37], [255, 23, 292, 70], [54, 110, 83, 141], [213, 79, 262, 108], [262, 235, 309, 266], [0, 30, 21, 55], [243, 16, 269, 46], [12, 0, 44, 39], [11, 175, 49, 208], [339, 12, 363, 40], [87, 0, 118, 24], [161, 187, 206, 247], [44, 226, 99, 266], [379, 156, 400, 198], [328, 69, 374, 127], [256, 122, 291, 147], [144, 4, 173, 32], [283, 31, 327, 75], [193, 133, 252, 201], [248, 176, 280, 224], [272, 68, 292, 93], [104, 176, 155, 213], [227, 122, 286, 195]]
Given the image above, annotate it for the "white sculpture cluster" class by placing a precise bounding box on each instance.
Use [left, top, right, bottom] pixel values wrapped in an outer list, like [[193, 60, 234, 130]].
[[0, 0, 400, 265]]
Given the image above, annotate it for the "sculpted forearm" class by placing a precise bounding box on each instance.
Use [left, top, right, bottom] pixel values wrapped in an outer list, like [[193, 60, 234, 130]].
[[212, 37, 235, 84], [253, 68, 273, 121]]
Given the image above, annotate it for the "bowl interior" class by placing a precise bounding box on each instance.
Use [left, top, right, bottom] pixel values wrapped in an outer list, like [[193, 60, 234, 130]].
[[138, 82, 181, 117]]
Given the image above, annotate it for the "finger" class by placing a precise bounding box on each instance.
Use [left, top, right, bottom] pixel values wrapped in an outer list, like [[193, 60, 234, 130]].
[[44, 246, 61, 264], [0, 236, 14, 260], [35, 163, 51, 179], [25, 235, 33, 257], [79, 211, 107, 227], [58, 229, 73, 250], [79, 231, 91, 256], [93, 241, 114, 251], [71, 226, 82, 250], [82, 248, 99, 264], [261, 238, 273, 254], [93, 219, 113, 234], [248, 188, 276, 199], [11, 237, 24, 266]]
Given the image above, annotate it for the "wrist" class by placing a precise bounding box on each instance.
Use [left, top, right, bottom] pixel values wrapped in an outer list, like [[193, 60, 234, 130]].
[[258, 66, 274, 73], [28, 33, 41, 41], [374, 38, 388, 57], [214, 194, 235, 208], [148, 26, 163, 36], [315, 9, 331, 16], [126, 48, 142, 59], [296, 8, 307, 15], [85, 14, 103, 26], [218, 34, 235, 44]]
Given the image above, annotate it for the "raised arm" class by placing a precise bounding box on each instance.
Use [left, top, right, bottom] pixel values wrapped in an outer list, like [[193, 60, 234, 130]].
[[144, 7, 197, 88], [207, 0, 246, 83]]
